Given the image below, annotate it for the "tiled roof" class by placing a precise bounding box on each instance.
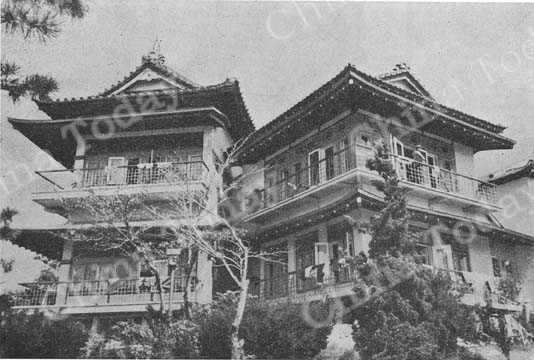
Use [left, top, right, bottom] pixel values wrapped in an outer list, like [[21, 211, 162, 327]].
[[377, 63, 433, 99], [241, 63, 510, 158], [98, 58, 199, 97], [489, 159, 534, 184]]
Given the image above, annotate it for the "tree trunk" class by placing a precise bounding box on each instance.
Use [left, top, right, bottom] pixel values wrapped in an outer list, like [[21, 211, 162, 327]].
[[231, 278, 248, 360], [148, 262, 165, 315], [182, 250, 198, 320]]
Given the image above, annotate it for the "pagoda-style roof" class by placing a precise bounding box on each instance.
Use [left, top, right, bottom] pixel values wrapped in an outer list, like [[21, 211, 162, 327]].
[[9, 107, 235, 168], [32, 79, 253, 139], [239, 63, 513, 163], [9, 49, 254, 168], [488, 159, 534, 185]]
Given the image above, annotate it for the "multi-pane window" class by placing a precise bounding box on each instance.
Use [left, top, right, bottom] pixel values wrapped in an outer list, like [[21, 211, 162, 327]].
[[325, 146, 335, 180]]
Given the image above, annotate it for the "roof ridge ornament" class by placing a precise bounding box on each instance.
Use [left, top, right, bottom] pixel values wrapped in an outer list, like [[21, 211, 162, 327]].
[[142, 37, 165, 65]]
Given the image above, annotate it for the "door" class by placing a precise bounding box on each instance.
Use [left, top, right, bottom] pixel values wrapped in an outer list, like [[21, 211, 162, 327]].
[[432, 245, 453, 270], [426, 154, 438, 188], [308, 150, 321, 186], [314, 242, 330, 281], [392, 138, 408, 180], [324, 146, 335, 180], [107, 157, 125, 185]]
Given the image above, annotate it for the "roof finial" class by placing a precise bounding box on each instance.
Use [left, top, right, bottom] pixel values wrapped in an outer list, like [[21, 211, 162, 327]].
[[142, 36, 165, 65]]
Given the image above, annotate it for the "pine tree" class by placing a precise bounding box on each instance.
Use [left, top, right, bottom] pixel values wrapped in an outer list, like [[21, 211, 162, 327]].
[[345, 142, 495, 360], [1, 0, 87, 101]]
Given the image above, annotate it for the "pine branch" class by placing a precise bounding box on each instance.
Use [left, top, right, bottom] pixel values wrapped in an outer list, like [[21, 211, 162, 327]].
[[1, 60, 58, 101], [2, 0, 87, 41]]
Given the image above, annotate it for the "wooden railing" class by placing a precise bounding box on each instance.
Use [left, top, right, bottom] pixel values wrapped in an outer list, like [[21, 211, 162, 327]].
[[250, 264, 521, 311], [249, 263, 359, 301], [12, 277, 196, 308], [391, 155, 497, 204], [34, 160, 208, 194], [256, 144, 497, 211]]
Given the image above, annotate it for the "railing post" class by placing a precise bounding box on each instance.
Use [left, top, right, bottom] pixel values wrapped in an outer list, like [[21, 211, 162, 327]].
[[64, 282, 69, 305], [106, 280, 111, 303]]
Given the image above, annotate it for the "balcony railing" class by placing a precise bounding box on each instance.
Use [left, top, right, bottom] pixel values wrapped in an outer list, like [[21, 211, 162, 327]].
[[34, 161, 208, 194], [251, 265, 521, 311], [12, 277, 196, 308], [250, 263, 359, 301], [391, 155, 497, 204], [255, 144, 496, 212], [260, 145, 369, 209]]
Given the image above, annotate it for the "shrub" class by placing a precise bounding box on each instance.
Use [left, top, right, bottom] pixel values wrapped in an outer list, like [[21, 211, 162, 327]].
[[0, 310, 88, 358], [194, 292, 332, 359], [81, 311, 199, 359]]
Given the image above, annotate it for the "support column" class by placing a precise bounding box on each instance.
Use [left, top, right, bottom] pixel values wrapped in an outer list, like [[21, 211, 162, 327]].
[[317, 224, 331, 279], [259, 258, 265, 299], [287, 238, 296, 297], [73, 138, 86, 169], [56, 239, 73, 305], [287, 238, 296, 273]]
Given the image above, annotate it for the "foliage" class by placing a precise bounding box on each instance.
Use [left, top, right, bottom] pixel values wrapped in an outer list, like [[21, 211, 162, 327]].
[[1, 61, 58, 101], [497, 270, 522, 302], [82, 311, 199, 359], [348, 264, 476, 360], [0, 310, 88, 358], [345, 143, 493, 360], [193, 292, 332, 359], [2, 0, 86, 40], [365, 142, 414, 258], [1, 207, 18, 226], [2, 0, 87, 101]]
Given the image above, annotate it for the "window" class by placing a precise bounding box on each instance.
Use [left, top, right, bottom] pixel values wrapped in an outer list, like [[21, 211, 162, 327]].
[[442, 234, 471, 272], [308, 150, 320, 186], [293, 163, 302, 187], [279, 168, 289, 200], [492, 257, 501, 277], [491, 257, 513, 278], [340, 137, 350, 172], [327, 222, 354, 257], [325, 146, 335, 180], [264, 244, 288, 299]]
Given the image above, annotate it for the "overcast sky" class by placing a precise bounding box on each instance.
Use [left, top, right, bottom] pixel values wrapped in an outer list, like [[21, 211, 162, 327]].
[[1, 0, 534, 229]]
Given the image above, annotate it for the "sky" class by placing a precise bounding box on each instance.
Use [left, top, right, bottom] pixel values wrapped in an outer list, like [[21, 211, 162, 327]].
[[1, 1, 534, 284]]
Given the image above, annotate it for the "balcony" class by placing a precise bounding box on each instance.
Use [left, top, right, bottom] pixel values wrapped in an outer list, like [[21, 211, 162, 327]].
[[246, 145, 497, 221], [391, 155, 497, 206], [249, 265, 523, 312], [33, 161, 208, 207], [249, 263, 359, 303], [11, 277, 197, 314]]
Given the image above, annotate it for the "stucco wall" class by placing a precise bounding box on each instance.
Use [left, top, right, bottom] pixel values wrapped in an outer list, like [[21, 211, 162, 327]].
[[495, 177, 534, 237]]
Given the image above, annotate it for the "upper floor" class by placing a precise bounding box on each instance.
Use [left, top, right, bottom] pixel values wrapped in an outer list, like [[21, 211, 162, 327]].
[[236, 64, 515, 228], [9, 49, 254, 222]]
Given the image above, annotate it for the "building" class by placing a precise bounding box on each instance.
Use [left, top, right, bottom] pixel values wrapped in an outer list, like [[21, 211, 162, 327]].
[[6, 52, 534, 328], [236, 63, 534, 314], [7, 47, 254, 327], [488, 159, 534, 311]]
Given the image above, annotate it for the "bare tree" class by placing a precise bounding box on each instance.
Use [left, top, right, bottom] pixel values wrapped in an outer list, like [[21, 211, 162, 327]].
[[144, 142, 285, 359], [59, 191, 173, 314]]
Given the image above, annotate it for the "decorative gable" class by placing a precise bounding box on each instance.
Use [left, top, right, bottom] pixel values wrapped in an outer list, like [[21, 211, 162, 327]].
[[111, 68, 185, 95], [378, 63, 433, 99], [100, 42, 198, 97]]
